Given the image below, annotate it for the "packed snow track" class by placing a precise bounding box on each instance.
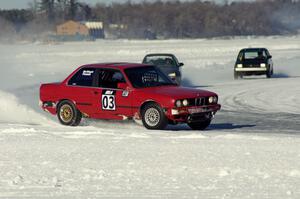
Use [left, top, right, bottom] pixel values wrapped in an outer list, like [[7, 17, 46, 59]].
[[0, 36, 299, 198]]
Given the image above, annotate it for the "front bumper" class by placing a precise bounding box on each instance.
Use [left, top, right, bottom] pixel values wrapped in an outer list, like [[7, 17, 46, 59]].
[[167, 104, 221, 123], [235, 67, 267, 72]]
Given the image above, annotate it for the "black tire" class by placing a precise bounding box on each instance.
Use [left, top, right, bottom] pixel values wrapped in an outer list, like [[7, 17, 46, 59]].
[[266, 70, 272, 78], [234, 72, 238, 80], [57, 100, 82, 126], [188, 120, 211, 130], [141, 103, 168, 130]]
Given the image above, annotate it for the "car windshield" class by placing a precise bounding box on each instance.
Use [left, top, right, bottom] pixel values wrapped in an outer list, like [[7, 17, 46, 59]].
[[144, 55, 176, 66], [244, 50, 265, 60], [124, 65, 177, 88]]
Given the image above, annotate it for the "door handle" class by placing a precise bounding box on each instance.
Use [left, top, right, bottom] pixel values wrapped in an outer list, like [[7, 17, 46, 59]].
[[92, 91, 99, 95]]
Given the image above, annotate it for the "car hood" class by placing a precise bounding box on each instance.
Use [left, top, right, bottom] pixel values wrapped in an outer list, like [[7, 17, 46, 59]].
[[156, 65, 176, 70], [242, 59, 266, 65], [140, 86, 217, 99]]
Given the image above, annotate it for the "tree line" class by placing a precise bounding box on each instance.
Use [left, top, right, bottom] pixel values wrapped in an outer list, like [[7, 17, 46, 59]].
[[0, 0, 300, 41]]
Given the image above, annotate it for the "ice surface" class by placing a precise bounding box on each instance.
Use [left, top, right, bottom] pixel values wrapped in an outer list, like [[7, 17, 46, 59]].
[[0, 36, 299, 198]]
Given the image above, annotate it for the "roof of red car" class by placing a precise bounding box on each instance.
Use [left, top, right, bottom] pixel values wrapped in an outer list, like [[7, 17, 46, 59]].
[[80, 62, 149, 69]]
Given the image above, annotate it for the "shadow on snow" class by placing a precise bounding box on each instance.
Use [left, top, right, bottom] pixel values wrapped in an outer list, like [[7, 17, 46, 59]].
[[166, 123, 256, 131]]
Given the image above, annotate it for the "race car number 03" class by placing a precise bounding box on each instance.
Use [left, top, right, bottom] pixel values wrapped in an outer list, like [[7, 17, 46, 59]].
[[102, 94, 115, 110]]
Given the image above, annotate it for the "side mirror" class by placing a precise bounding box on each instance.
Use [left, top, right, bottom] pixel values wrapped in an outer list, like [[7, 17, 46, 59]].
[[179, 63, 184, 67], [268, 55, 272, 59], [117, 82, 128, 90]]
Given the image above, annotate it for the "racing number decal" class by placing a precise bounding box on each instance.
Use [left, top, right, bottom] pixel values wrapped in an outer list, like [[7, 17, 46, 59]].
[[102, 90, 116, 110], [102, 95, 115, 110]]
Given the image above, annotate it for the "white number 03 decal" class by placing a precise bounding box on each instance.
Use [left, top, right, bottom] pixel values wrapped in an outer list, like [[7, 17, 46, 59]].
[[102, 94, 115, 110]]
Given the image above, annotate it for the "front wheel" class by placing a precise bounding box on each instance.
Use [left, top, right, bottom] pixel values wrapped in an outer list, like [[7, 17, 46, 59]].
[[188, 120, 211, 130], [266, 70, 272, 78], [57, 100, 82, 126], [234, 72, 243, 79], [141, 103, 167, 130], [234, 72, 238, 80]]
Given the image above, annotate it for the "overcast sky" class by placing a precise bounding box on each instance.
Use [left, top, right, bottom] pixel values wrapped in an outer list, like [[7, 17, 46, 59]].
[[0, 0, 253, 9]]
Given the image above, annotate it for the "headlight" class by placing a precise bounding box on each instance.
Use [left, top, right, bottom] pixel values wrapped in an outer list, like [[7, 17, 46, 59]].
[[213, 96, 218, 103], [260, 63, 266, 67], [237, 64, 243, 68], [182, 99, 188, 106], [209, 96, 218, 104], [168, 72, 176, 78], [175, 100, 182, 107]]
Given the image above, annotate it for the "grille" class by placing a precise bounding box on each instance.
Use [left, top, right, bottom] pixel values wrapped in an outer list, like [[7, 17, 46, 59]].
[[188, 97, 209, 106], [244, 64, 260, 68]]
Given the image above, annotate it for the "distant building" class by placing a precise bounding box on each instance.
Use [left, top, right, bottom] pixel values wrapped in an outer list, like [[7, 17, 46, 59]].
[[84, 21, 104, 39], [57, 20, 89, 36], [55, 20, 104, 41]]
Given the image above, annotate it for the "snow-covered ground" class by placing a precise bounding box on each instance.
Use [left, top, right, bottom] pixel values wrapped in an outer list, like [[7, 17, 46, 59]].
[[0, 36, 299, 198]]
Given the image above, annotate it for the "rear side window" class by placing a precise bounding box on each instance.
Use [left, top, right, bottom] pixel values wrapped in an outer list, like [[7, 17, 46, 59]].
[[68, 68, 96, 87]]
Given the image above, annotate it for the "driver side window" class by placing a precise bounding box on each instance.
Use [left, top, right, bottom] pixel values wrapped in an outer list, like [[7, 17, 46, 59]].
[[262, 50, 267, 58], [238, 52, 243, 61], [98, 69, 125, 89]]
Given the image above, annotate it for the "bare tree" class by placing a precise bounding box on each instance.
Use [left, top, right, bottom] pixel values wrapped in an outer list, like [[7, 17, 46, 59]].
[[39, 0, 55, 23]]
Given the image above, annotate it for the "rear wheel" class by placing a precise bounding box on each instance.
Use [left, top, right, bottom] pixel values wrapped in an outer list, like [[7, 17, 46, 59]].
[[141, 103, 167, 130], [57, 100, 82, 126], [188, 120, 211, 130], [266, 69, 272, 78]]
